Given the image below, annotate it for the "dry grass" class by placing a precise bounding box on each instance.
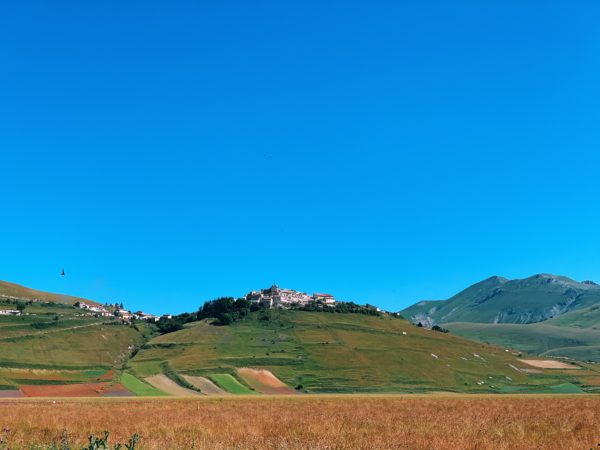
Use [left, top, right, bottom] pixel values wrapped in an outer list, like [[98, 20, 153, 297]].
[[519, 359, 579, 369], [1, 395, 599, 449]]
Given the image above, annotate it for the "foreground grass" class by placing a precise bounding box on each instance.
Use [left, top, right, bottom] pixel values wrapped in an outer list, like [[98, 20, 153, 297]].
[[1, 396, 599, 449]]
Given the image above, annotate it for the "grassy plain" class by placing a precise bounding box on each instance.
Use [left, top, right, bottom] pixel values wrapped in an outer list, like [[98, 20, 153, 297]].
[[0, 396, 599, 449]]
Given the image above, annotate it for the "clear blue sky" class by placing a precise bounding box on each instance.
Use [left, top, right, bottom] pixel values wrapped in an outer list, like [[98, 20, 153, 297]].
[[1, 1, 599, 315]]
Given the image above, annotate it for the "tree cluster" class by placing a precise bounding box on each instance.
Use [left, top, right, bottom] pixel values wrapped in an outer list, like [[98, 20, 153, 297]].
[[291, 301, 382, 316], [197, 297, 255, 325]]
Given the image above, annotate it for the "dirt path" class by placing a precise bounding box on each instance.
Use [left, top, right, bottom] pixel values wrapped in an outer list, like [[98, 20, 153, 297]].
[[237, 368, 298, 395], [145, 375, 202, 397], [183, 375, 230, 395], [519, 359, 579, 369]]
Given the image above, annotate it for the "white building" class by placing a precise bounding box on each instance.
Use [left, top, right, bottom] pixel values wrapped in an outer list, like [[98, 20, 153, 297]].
[[313, 293, 336, 305], [0, 310, 21, 316]]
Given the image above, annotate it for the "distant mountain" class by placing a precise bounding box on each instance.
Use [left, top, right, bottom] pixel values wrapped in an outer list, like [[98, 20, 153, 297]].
[[401, 274, 600, 327], [0, 279, 99, 305]]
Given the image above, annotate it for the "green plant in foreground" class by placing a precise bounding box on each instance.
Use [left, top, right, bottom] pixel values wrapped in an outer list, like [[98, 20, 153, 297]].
[[83, 431, 140, 450], [0, 430, 141, 450]]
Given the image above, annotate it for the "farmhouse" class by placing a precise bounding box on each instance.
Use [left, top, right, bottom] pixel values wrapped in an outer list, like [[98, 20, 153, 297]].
[[0, 309, 21, 316]]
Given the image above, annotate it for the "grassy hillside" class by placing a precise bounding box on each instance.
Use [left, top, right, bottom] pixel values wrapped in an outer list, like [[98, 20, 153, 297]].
[[129, 310, 600, 393], [545, 304, 600, 329], [0, 280, 99, 305], [0, 301, 144, 390], [445, 322, 600, 361], [401, 274, 600, 326]]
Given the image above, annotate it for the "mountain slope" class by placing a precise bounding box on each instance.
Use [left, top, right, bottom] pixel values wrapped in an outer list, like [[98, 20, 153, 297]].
[[0, 280, 99, 305], [444, 321, 600, 360], [129, 310, 598, 393], [401, 274, 600, 326]]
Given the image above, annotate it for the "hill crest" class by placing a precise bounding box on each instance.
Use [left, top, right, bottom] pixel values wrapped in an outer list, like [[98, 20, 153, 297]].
[[0, 279, 100, 306]]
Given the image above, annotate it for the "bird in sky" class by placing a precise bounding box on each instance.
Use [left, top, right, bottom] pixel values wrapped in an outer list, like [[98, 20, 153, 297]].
[[60, 269, 65, 276]]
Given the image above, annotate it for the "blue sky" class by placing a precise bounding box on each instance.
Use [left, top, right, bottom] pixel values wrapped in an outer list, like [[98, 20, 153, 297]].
[[1, 1, 600, 314]]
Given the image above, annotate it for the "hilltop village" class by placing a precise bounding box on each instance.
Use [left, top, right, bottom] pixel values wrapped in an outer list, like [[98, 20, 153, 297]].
[[244, 285, 337, 309], [1, 283, 384, 327]]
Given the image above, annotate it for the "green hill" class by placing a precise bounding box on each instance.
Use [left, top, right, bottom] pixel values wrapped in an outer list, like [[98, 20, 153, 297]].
[[0, 299, 145, 390], [0, 280, 99, 305], [3, 279, 600, 395], [401, 274, 600, 326], [129, 310, 600, 393]]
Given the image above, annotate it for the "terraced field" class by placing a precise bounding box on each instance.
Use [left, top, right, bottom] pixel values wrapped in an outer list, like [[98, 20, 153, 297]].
[[120, 373, 166, 396], [129, 310, 600, 393], [209, 373, 255, 394], [0, 301, 145, 396]]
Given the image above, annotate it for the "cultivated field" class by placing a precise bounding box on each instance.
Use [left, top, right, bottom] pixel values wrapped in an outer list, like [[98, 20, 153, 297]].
[[520, 359, 579, 369], [129, 311, 600, 393], [0, 396, 599, 449]]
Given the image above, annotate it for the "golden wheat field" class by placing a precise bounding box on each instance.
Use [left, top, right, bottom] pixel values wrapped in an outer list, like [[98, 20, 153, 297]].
[[1, 395, 599, 449]]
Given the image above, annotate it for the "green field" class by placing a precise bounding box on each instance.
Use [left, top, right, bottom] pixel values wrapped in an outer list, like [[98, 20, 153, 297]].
[[209, 374, 255, 394], [120, 373, 167, 396], [0, 323, 142, 369], [129, 310, 598, 393]]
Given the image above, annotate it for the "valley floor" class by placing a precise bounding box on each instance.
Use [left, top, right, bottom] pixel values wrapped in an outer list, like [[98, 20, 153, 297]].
[[1, 395, 599, 449]]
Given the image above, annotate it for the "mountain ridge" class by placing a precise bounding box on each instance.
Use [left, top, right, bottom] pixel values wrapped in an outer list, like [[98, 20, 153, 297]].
[[401, 273, 600, 327]]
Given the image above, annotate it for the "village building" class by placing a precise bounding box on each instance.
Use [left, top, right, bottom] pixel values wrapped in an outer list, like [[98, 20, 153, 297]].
[[134, 312, 159, 322], [0, 310, 21, 316], [313, 293, 336, 305]]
